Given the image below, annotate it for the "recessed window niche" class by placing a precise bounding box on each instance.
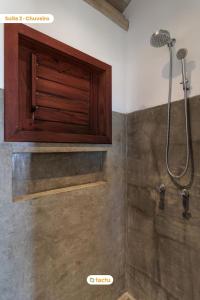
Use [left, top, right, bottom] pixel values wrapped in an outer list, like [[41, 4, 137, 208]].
[[12, 151, 107, 202]]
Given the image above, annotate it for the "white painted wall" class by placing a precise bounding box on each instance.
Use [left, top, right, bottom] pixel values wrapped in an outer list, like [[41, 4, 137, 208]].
[[0, 0, 127, 113], [2, 0, 200, 114], [125, 0, 200, 113]]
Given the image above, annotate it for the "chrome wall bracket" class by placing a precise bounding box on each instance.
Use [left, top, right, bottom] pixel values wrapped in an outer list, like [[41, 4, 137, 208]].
[[168, 38, 176, 48]]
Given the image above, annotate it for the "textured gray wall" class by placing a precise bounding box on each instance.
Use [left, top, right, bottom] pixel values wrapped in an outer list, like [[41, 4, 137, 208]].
[[127, 95, 200, 300], [0, 89, 126, 300], [3, 86, 200, 300]]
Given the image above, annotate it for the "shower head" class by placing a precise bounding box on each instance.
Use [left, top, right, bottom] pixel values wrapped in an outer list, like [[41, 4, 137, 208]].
[[176, 48, 188, 60], [150, 29, 175, 48]]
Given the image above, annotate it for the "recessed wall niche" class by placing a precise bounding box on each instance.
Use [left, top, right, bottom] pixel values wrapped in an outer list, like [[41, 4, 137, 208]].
[[12, 151, 106, 202], [4, 24, 112, 143]]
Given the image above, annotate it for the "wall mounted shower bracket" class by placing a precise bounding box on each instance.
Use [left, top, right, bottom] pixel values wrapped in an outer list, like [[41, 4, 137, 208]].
[[180, 79, 190, 91], [168, 38, 176, 48]]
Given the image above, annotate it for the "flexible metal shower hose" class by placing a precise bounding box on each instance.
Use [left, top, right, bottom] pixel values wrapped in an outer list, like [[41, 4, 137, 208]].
[[165, 46, 190, 178]]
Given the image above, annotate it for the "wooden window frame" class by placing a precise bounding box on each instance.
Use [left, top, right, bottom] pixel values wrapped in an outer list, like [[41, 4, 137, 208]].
[[4, 24, 112, 143]]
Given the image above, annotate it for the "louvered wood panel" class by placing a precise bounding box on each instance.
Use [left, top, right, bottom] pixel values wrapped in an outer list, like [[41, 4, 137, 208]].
[[4, 24, 112, 143]]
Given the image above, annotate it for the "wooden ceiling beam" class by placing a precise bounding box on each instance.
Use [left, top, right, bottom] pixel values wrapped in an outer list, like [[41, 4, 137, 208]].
[[106, 0, 131, 13], [83, 0, 129, 31]]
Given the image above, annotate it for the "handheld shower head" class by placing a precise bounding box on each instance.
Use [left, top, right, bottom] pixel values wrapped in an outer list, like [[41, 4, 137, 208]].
[[150, 29, 175, 48], [177, 48, 190, 92], [176, 48, 188, 60]]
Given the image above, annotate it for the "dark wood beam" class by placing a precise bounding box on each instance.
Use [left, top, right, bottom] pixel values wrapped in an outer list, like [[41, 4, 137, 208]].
[[83, 0, 129, 31], [106, 0, 131, 13]]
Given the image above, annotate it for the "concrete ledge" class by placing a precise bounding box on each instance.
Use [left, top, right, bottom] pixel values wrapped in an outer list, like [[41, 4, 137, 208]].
[[0, 142, 111, 153], [11, 144, 111, 153], [14, 181, 107, 202]]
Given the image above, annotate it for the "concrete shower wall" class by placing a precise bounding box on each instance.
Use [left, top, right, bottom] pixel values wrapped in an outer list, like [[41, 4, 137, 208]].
[[0, 88, 126, 300], [127, 95, 200, 300]]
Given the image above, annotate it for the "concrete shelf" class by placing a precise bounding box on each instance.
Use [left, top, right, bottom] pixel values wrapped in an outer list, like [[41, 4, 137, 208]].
[[11, 144, 111, 153], [14, 181, 107, 202]]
